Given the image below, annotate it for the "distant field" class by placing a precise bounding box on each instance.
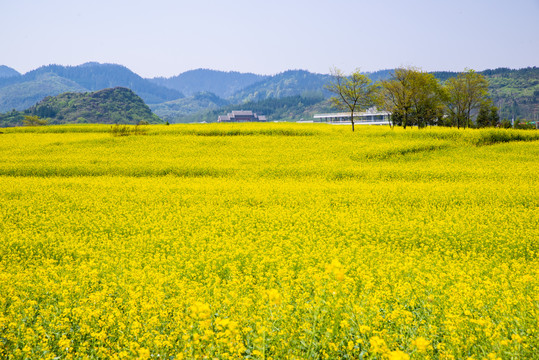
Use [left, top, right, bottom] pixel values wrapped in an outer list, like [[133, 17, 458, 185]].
[[1, 124, 538, 359]]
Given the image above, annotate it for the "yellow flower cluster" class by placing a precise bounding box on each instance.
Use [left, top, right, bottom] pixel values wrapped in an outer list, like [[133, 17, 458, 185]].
[[0, 124, 538, 359]]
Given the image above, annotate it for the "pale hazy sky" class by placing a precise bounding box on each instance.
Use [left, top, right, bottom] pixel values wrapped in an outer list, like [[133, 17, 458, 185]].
[[1, 0, 538, 78]]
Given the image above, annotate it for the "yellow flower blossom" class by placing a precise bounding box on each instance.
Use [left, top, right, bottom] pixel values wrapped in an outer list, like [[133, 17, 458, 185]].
[[412, 337, 431, 353], [0, 124, 537, 359]]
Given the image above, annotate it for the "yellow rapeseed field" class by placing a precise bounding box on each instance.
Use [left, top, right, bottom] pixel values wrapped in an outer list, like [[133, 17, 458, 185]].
[[0, 123, 538, 359]]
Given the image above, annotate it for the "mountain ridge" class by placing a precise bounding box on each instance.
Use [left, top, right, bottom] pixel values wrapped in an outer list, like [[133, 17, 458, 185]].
[[150, 69, 266, 98], [0, 65, 20, 78], [0, 63, 537, 124], [0, 63, 183, 111]]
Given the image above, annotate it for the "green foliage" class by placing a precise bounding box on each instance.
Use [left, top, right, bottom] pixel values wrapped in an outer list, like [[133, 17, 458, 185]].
[[486, 67, 539, 122], [110, 124, 148, 136], [380, 67, 444, 129], [500, 119, 513, 128], [22, 115, 48, 126], [30, 87, 162, 125], [514, 121, 536, 130], [476, 103, 500, 128], [0, 109, 25, 127], [444, 70, 489, 129]]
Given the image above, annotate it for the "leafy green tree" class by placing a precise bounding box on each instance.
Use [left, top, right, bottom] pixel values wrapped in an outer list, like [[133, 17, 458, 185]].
[[325, 67, 378, 131], [490, 106, 500, 127], [408, 70, 445, 128], [380, 68, 414, 129], [500, 119, 512, 128], [476, 102, 500, 128], [445, 69, 489, 129], [380, 67, 444, 128]]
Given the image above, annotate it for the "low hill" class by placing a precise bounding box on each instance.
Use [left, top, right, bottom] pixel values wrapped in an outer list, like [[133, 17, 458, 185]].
[[0, 87, 162, 126], [0, 62, 183, 112], [0, 65, 20, 78], [150, 69, 266, 98]]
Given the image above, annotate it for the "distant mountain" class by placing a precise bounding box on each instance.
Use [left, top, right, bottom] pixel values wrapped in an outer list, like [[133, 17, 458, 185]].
[[0, 87, 162, 127], [150, 91, 230, 122], [0, 65, 20, 78], [1, 63, 537, 123], [0, 73, 87, 112], [150, 69, 267, 98], [364, 69, 394, 82], [0, 62, 183, 112], [148, 70, 332, 122], [230, 70, 331, 103]]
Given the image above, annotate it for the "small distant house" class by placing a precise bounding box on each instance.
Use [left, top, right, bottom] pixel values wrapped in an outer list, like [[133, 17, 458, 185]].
[[218, 111, 267, 123]]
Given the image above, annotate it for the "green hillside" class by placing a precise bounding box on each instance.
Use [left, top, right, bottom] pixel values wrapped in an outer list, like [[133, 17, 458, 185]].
[[483, 67, 539, 121], [0, 87, 162, 126], [229, 70, 331, 103]]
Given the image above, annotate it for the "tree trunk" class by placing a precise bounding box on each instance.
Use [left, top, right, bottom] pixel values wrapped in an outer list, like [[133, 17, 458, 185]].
[[351, 111, 355, 132], [403, 112, 408, 129]]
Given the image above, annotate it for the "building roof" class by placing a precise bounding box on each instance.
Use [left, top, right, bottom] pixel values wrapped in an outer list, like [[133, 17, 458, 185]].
[[218, 110, 267, 122], [231, 111, 254, 116]]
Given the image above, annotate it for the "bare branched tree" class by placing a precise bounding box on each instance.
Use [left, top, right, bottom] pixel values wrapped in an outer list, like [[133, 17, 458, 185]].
[[325, 67, 378, 132]]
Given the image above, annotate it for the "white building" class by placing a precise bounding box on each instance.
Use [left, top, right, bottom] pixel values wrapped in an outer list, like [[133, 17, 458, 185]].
[[313, 110, 391, 125]]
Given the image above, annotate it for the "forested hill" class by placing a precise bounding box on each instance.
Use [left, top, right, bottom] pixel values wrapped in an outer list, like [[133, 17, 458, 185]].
[[481, 67, 539, 120], [150, 69, 267, 98], [229, 70, 331, 103], [0, 65, 20, 78], [0, 87, 162, 126], [0, 63, 183, 111]]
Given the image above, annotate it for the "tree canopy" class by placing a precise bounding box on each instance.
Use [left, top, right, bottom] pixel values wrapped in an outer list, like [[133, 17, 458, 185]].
[[380, 67, 444, 128], [444, 70, 489, 128]]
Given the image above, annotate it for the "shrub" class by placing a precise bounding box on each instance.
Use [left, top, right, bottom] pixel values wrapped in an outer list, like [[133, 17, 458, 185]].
[[110, 124, 147, 137]]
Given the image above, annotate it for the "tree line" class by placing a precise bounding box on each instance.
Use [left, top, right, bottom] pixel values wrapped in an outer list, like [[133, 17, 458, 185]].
[[326, 67, 510, 131]]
